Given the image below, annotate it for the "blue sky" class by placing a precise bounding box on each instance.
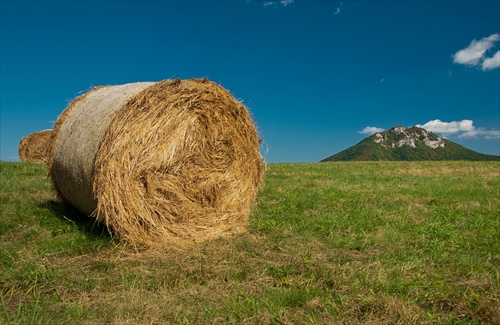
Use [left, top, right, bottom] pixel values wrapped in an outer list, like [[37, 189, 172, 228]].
[[1, 0, 499, 163]]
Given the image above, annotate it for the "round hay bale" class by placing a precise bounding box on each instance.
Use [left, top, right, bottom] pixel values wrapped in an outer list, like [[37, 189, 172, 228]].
[[48, 78, 264, 246], [18, 129, 53, 163]]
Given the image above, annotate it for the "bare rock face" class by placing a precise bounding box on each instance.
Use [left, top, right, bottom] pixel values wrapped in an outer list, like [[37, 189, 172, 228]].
[[373, 126, 445, 149]]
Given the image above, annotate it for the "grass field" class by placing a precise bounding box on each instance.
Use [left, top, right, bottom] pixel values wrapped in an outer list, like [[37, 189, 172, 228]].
[[1, 161, 499, 324]]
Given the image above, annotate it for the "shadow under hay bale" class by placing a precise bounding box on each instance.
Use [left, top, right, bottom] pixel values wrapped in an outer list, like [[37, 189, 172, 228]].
[[40, 200, 110, 241], [18, 129, 52, 163], [47, 78, 265, 247]]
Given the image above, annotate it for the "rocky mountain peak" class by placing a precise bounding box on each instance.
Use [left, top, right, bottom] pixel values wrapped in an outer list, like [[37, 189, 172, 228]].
[[372, 126, 445, 149], [321, 125, 499, 162]]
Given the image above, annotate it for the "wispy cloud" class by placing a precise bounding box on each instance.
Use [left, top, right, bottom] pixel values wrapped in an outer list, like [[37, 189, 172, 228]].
[[358, 126, 385, 135], [416, 119, 500, 139], [334, 2, 343, 15], [458, 129, 500, 140], [452, 33, 500, 71], [263, 0, 293, 7]]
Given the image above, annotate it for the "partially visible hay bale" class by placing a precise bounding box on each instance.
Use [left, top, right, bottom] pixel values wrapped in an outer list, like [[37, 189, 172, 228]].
[[48, 78, 265, 247], [18, 129, 53, 163]]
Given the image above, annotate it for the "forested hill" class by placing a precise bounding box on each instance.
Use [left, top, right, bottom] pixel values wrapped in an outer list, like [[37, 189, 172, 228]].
[[321, 126, 500, 162]]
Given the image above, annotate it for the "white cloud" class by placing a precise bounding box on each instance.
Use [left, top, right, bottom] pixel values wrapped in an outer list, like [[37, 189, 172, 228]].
[[482, 50, 500, 71], [358, 120, 500, 140], [416, 119, 474, 134], [416, 119, 500, 140], [263, 2, 275, 7], [358, 126, 385, 135], [452, 33, 500, 70]]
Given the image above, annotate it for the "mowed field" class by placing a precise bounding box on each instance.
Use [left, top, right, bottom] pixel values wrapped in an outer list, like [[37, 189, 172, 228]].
[[1, 161, 499, 324]]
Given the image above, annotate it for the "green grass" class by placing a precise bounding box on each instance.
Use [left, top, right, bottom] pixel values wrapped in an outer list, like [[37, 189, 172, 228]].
[[1, 160, 499, 324]]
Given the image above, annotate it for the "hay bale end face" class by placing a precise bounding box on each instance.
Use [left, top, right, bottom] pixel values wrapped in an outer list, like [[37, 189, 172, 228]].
[[48, 78, 265, 246], [18, 129, 53, 163]]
